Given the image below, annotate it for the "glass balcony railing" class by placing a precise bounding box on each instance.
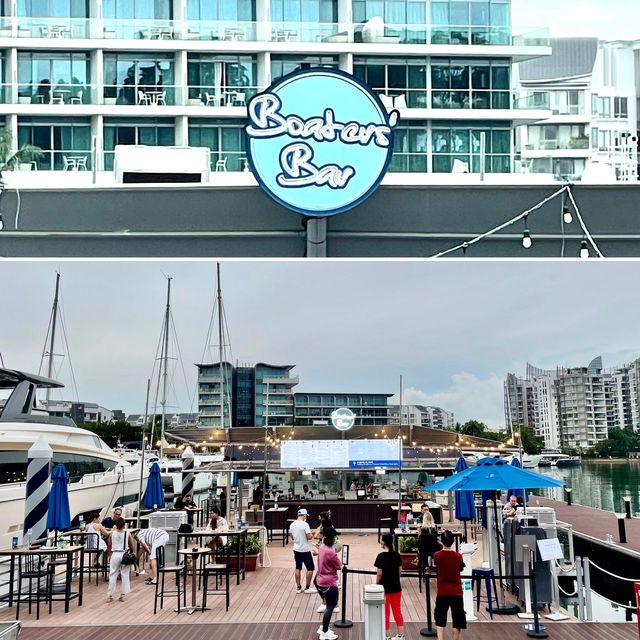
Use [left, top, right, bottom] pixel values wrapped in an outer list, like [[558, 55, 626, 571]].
[[21, 149, 92, 171], [12, 83, 94, 104], [103, 84, 183, 106], [0, 16, 550, 47], [185, 85, 259, 106]]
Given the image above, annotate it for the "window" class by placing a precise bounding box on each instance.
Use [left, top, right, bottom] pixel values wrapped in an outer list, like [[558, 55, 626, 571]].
[[353, 0, 427, 42], [187, 54, 257, 102], [18, 52, 90, 104], [103, 117, 174, 169], [271, 0, 337, 23], [432, 125, 510, 173], [430, 1, 510, 45], [354, 57, 427, 108], [390, 125, 428, 172], [103, 54, 174, 105], [188, 118, 245, 171], [17, 0, 88, 17], [597, 96, 611, 118], [103, 0, 172, 19], [186, 0, 254, 21], [271, 55, 338, 82], [431, 59, 509, 109], [614, 97, 628, 119], [18, 117, 91, 170]]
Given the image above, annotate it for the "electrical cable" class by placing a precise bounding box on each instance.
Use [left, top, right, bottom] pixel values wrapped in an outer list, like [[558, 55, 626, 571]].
[[431, 186, 568, 258], [565, 186, 605, 258]]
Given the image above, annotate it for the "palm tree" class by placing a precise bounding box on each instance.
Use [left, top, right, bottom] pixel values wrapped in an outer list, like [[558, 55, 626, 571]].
[[0, 127, 42, 187]]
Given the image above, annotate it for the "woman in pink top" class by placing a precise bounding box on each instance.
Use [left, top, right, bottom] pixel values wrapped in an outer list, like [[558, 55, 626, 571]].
[[315, 527, 342, 640]]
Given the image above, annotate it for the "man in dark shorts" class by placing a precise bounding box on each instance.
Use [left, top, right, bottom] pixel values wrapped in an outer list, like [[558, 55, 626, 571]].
[[289, 508, 317, 593], [433, 530, 467, 640]]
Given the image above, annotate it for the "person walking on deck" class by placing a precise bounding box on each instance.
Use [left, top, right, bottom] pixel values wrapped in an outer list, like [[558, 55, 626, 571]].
[[433, 530, 467, 640], [106, 517, 135, 602], [375, 533, 405, 640], [289, 508, 316, 593]]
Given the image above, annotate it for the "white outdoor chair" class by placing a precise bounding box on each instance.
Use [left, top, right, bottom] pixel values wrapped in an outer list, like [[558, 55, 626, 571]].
[[138, 90, 150, 105], [452, 159, 469, 173], [62, 156, 75, 170], [75, 157, 88, 170], [51, 92, 65, 105], [215, 157, 227, 172], [204, 92, 218, 106], [393, 94, 407, 109], [379, 94, 394, 110], [69, 89, 83, 104], [155, 91, 166, 105]]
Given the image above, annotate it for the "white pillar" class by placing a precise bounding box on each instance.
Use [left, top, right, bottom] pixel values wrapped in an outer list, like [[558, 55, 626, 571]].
[[175, 115, 188, 145], [257, 51, 270, 89], [461, 542, 478, 621]]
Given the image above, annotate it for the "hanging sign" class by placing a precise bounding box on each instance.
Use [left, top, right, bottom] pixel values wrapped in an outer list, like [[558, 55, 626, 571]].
[[331, 407, 355, 431], [245, 68, 399, 217]]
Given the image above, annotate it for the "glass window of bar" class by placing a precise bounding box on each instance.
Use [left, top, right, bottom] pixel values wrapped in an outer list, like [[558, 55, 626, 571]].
[[430, 0, 510, 45], [390, 125, 428, 172], [352, 0, 426, 26], [271, 54, 338, 82], [188, 118, 246, 172], [354, 57, 427, 108], [18, 52, 90, 105], [17, 116, 91, 170], [103, 0, 173, 20]]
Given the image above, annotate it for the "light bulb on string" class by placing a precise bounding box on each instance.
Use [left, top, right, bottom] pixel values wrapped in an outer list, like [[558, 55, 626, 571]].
[[562, 204, 573, 224], [521, 215, 532, 249], [580, 237, 589, 259]]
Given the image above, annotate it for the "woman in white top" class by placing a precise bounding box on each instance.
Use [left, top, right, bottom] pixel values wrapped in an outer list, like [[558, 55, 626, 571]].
[[85, 513, 108, 569], [106, 517, 135, 602], [205, 507, 229, 551]]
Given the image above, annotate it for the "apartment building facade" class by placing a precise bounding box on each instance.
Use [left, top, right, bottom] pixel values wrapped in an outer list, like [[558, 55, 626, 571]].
[[389, 403, 454, 429]]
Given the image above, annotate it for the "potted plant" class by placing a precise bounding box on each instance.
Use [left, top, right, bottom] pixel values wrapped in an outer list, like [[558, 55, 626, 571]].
[[398, 536, 419, 570], [0, 127, 42, 182], [222, 533, 263, 571]]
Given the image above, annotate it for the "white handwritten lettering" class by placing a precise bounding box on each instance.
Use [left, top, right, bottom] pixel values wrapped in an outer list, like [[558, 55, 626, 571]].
[[276, 143, 355, 189]]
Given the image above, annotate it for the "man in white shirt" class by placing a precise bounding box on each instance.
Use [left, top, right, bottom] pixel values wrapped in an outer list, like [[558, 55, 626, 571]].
[[503, 495, 518, 519], [289, 508, 317, 593]]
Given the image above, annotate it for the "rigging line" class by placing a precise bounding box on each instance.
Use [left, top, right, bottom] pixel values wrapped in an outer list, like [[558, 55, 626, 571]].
[[565, 186, 605, 258], [149, 312, 167, 447], [57, 291, 80, 403], [38, 297, 57, 377], [431, 185, 568, 258], [168, 310, 193, 417]]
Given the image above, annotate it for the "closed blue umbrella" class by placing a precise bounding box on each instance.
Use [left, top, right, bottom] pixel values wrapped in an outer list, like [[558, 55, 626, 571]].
[[454, 456, 475, 541], [143, 462, 165, 509], [46, 464, 71, 541], [507, 457, 527, 502]]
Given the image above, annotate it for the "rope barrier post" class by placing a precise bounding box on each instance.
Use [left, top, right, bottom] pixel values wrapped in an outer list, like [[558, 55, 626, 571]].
[[624, 497, 632, 519], [334, 566, 353, 629], [575, 556, 585, 621], [525, 555, 547, 639], [564, 488, 572, 506], [583, 558, 592, 622], [420, 569, 437, 637], [634, 583, 640, 636]]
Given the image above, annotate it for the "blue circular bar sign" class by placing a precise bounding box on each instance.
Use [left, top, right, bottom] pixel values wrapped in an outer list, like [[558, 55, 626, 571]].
[[245, 68, 399, 217]]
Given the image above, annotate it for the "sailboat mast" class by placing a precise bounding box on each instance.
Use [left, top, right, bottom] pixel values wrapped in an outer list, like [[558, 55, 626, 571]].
[[160, 277, 172, 459], [216, 263, 224, 430], [45, 273, 61, 406]]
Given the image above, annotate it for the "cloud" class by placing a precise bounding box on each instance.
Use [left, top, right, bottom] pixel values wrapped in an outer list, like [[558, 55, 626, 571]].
[[392, 372, 506, 429]]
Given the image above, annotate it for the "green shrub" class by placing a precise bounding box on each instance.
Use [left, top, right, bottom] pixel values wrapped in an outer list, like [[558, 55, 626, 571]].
[[399, 536, 418, 553]]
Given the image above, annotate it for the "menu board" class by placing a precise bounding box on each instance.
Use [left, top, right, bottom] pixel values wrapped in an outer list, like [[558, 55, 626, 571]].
[[281, 439, 402, 469]]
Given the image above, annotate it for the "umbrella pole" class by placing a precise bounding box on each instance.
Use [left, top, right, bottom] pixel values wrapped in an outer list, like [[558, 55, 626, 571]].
[[492, 492, 519, 615]]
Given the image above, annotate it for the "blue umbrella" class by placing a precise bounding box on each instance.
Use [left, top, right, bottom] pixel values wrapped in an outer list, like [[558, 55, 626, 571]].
[[454, 456, 475, 541], [426, 457, 564, 492], [47, 464, 71, 540], [425, 457, 563, 614], [507, 457, 528, 502], [143, 462, 165, 509]]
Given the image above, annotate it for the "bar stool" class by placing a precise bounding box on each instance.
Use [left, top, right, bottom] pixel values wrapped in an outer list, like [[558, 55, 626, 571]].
[[83, 532, 107, 585], [202, 562, 230, 611], [472, 567, 498, 620], [378, 517, 392, 543], [154, 546, 183, 614], [16, 553, 54, 620]]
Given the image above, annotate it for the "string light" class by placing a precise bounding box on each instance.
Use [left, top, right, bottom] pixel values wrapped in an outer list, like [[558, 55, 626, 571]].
[[521, 215, 532, 249], [0, 214, 3, 231], [562, 202, 573, 225], [580, 237, 589, 259]]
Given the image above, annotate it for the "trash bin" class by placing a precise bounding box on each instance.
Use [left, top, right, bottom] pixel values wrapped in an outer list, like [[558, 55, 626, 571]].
[[363, 584, 385, 640], [0, 622, 21, 640]]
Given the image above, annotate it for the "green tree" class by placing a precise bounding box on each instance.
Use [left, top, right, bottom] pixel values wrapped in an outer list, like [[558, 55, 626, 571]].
[[79, 420, 142, 448], [593, 427, 640, 458], [461, 420, 489, 438], [0, 127, 42, 186], [517, 426, 545, 455]]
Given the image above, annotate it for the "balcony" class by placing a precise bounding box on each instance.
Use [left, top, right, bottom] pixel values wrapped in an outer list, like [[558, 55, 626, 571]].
[[0, 16, 550, 47]]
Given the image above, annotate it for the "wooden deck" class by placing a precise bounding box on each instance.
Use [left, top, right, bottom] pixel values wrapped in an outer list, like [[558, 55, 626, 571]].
[[536, 497, 640, 555], [16, 621, 638, 640], [1, 533, 575, 629]]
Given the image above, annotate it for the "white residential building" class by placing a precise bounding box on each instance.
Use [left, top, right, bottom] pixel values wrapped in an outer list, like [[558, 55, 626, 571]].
[[506, 356, 640, 450], [42, 399, 115, 423], [390, 404, 454, 429], [517, 38, 639, 181]]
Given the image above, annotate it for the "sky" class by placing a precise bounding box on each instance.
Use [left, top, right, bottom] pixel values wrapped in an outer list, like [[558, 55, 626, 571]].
[[512, 0, 640, 40], [2, 260, 640, 429]]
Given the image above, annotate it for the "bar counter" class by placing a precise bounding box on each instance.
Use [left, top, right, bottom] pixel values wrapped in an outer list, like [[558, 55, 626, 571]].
[[262, 500, 443, 530]]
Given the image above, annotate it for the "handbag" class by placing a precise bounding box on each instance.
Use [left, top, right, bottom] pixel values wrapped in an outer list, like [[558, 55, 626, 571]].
[[120, 531, 136, 566]]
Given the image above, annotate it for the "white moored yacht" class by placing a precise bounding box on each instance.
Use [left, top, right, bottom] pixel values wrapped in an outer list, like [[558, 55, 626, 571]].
[[0, 368, 149, 549]]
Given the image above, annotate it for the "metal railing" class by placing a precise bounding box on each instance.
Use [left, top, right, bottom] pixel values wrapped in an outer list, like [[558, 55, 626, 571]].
[[0, 17, 550, 46], [11, 83, 92, 105]]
